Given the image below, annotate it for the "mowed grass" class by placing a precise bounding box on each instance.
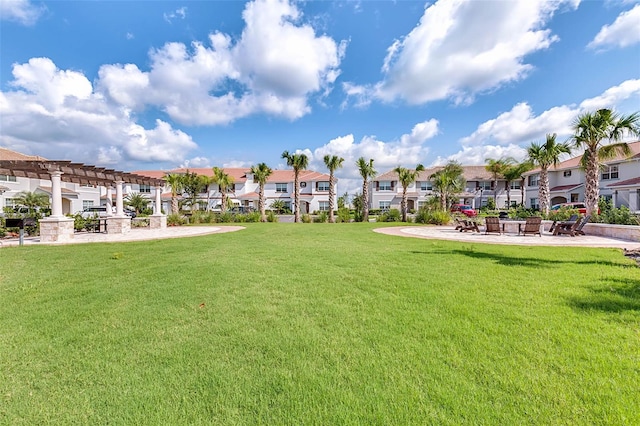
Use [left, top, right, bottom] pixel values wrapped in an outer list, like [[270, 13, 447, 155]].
[[1, 223, 639, 425]]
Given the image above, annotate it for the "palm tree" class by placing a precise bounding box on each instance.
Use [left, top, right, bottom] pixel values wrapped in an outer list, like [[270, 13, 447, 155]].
[[182, 171, 205, 212], [164, 173, 184, 215], [250, 162, 273, 222], [527, 133, 572, 215], [430, 161, 465, 211], [124, 192, 149, 215], [485, 157, 515, 207], [14, 191, 50, 216], [281, 151, 309, 223], [323, 155, 344, 223], [393, 164, 425, 222], [355, 157, 376, 222], [211, 167, 235, 212], [502, 161, 534, 208], [198, 174, 215, 210], [570, 108, 640, 215]]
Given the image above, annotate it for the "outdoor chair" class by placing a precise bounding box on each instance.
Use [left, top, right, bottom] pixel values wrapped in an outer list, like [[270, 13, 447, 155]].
[[553, 216, 583, 237], [549, 214, 578, 233], [518, 216, 542, 237], [454, 217, 464, 231], [460, 219, 480, 233], [575, 214, 591, 236], [484, 216, 501, 235]]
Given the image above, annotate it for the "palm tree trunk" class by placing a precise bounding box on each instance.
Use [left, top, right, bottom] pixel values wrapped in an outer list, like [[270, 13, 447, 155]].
[[539, 167, 550, 215], [294, 171, 300, 223], [401, 187, 407, 222], [328, 172, 335, 223], [171, 195, 178, 215], [584, 149, 600, 216], [259, 184, 266, 222], [362, 181, 369, 222]]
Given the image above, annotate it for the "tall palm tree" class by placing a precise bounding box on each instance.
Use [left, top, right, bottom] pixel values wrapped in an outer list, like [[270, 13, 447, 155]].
[[430, 161, 465, 211], [281, 151, 309, 223], [323, 155, 344, 223], [502, 161, 533, 208], [164, 173, 184, 214], [527, 133, 572, 215], [211, 167, 235, 212], [355, 157, 376, 222], [250, 162, 273, 222], [14, 191, 50, 216], [485, 157, 515, 207], [124, 192, 149, 215], [393, 164, 425, 222], [198, 174, 214, 211], [570, 108, 640, 215]]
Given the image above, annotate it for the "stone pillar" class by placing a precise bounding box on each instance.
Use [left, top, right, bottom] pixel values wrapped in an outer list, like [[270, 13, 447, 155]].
[[149, 184, 166, 229], [106, 216, 131, 234], [115, 180, 124, 217], [50, 171, 64, 218], [106, 186, 113, 215]]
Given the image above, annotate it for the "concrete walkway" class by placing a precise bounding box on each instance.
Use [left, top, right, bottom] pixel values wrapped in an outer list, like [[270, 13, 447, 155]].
[[374, 226, 640, 249], [0, 226, 244, 247]]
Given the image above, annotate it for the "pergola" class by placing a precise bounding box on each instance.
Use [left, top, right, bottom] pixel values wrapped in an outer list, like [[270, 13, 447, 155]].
[[0, 159, 167, 241]]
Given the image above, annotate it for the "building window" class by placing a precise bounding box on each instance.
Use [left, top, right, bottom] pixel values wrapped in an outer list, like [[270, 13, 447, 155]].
[[317, 181, 330, 191], [379, 181, 392, 191], [139, 184, 151, 193], [563, 170, 572, 177], [601, 165, 619, 180], [275, 183, 287, 193], [83, 200, 95, 209], [417, 201, 427, 209], [477, 181, 492, 191], [300, 182, 306, 188], [5, 198, 17, 208], [530, 198, 539, 210], [379, 201, 391, 211], [0, 175, 17, 182], [510, 181, 521, 190], [318, 201, 330, 211], [419, 181, 432, 191], [570, 193, 579, 202], [528, 174, 540, 187]]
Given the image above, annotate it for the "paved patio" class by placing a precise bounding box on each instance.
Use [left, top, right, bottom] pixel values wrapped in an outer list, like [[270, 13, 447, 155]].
[[0, 225, 245, 247], [374, 226, 640, 250]]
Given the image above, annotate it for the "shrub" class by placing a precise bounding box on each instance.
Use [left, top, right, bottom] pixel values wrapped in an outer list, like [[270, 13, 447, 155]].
[[217, 212, 234, 223], [547, 207, 579, 221], [244, 212, 261, 223], [414, 209, 451, 225], [337, 207, 351, 223], [167, 213, 186, 226], [301, 214, 312, 223], [377, 209, 401, 222], [266, 211, 278, 222], [593, 206, 639, 225]]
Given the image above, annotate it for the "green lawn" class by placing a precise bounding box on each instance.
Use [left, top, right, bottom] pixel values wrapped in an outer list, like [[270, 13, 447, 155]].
[[1, 223, 639, 425]]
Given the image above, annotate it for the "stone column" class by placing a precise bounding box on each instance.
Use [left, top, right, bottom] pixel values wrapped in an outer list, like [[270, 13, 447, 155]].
[[106, 179, 131, 234], [106, 186, 113, 215], [115, 180, 124, 217], [149, 184, 167, 229], [39, 170, 74, 242]]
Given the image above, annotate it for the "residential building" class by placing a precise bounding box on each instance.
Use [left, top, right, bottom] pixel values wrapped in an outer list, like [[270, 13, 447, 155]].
[[523, 141, 640, 212], [371, 166, 524, 211]]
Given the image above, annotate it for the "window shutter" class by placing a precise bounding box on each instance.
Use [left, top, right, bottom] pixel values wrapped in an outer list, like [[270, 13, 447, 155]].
[[391, 181, 395, 190], [376, 181, 379, 190], [315, 182, 318, 190]]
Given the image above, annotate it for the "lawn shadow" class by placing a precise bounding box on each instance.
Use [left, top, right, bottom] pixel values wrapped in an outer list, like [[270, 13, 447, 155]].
[[414, 248, 629, 269], [566, 277, 640, 314]]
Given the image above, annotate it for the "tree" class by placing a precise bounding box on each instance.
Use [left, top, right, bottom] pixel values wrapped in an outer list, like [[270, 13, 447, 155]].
[[355, 157, 376, 222], [337, 192, 350, 209], [281, 151, 309, 223], [570, 108, 640, 215], [430, 161, 465, 211], [270, 199, 287, 214], [502, 161, 533, 208], [393, 164, 425, 222], [323, 155, 344, 223], [485, 157, 515, 207], [198, 174, 214, 211], [14, 191, 49, 216], [182, 171, 205, 212], [250, 162, 273, 222], [124, 192, 149, 215], [211, 167, 235, 212], [164, 173, 184, 214], [527, 133, 572, 215]]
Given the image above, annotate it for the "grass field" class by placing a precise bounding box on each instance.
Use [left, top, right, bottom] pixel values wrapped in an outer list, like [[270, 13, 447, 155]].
[[1, 223, 639, 424]]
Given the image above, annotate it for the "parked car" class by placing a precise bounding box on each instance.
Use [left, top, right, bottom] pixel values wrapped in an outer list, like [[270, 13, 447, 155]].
[[450, 204, 477, 217], [79, 206, 109, 219], [550, 202, 599, 215]]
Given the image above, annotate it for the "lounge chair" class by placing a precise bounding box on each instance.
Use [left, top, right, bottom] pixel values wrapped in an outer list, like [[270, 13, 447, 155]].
[[461, 219, 480, 233], [518, 216, 542, 237], [575, 215, 591, 236], [549, 214, 578, 233], [454, 217, 464, 231], [553, 216, 583, 237], [484, 216, 501, 235]]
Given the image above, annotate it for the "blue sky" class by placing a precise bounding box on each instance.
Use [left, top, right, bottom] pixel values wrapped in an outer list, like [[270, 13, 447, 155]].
[[1, 0, 639, 193]]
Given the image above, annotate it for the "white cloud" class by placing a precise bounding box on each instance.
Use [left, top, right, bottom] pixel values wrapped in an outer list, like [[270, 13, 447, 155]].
[[0, 58, 197, 166], [444, 78, 640, 165], [99, 0, 344, 126], [344, 0, 578, 107], [0, 0, 45, 25], [164, 6, 187, 23], [588, 4, 640, 50]]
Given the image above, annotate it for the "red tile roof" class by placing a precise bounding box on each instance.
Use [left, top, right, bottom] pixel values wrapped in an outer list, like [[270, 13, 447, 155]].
[[607, 177, 640, 188], [0, 147, 47, 161], [549, 184, 583, 192], [377, 166, 493, 181]]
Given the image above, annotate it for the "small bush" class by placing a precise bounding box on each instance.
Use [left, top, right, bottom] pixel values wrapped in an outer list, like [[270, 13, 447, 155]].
[[244, 212, 261, 223], [377, 209, 401, 222], [593, 206, 639, 225], [313, 211, 328, 223], [167, 213, 186, 226], [217, 212, 234, 223], [266, 211, 278, 222], [414, 209, 451, 225], [301, 214, 312, 223], [337, 207, 351, 223]]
